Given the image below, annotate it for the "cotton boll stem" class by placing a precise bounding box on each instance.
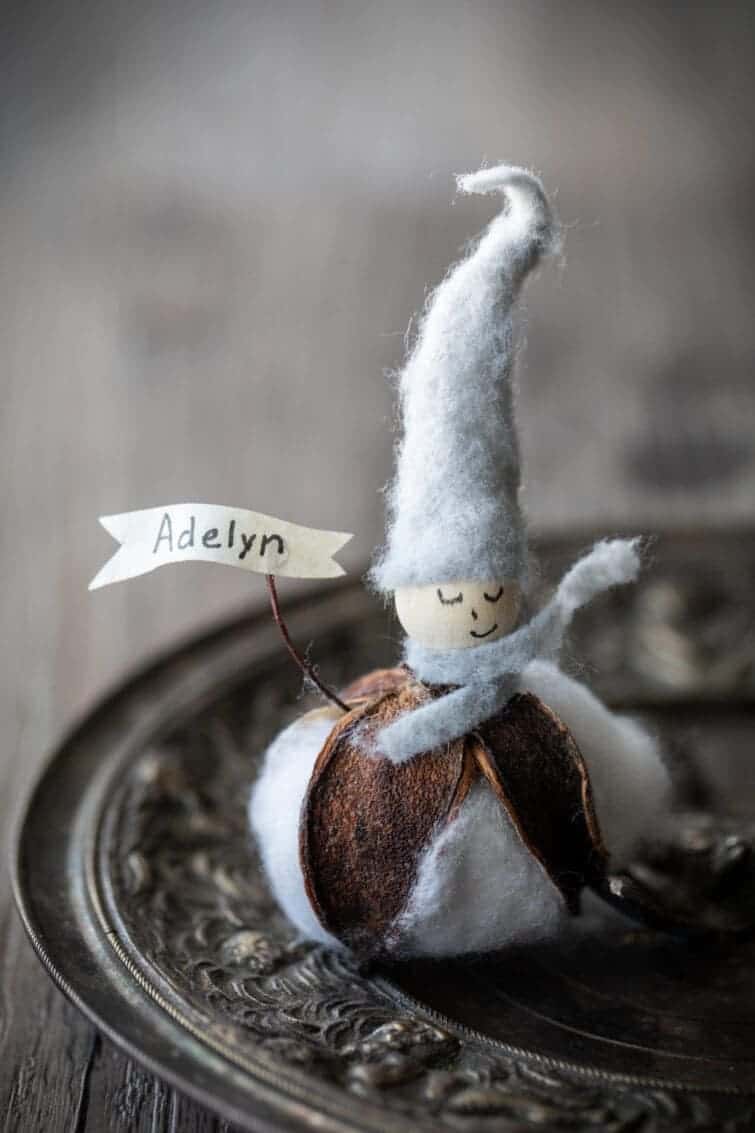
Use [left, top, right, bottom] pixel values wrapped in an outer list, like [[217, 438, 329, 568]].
[[266, 574, 349, 712]]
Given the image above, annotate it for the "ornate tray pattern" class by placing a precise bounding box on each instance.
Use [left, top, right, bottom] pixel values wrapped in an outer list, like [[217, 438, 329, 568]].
[[13, 534, 755, 1131]]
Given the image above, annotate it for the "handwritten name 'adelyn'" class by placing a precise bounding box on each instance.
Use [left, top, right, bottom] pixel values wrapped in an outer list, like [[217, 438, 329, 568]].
[[152, 512, 285, 562]]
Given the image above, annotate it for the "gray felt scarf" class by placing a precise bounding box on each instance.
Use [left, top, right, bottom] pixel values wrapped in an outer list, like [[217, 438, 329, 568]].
[[377, 538, 641, 763]]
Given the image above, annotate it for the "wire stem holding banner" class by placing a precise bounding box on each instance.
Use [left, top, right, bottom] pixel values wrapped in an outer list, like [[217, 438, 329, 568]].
[[266, 575, 349, 713]]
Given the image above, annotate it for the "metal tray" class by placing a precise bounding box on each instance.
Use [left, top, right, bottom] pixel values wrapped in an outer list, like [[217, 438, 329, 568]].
[[13, 534, 755, 1131]]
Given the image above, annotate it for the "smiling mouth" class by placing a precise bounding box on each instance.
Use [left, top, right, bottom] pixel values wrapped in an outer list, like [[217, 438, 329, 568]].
[[470, 623, 498, 639]]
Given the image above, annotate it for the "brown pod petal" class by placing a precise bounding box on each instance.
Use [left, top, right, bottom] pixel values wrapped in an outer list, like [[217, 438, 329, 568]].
[[300, 674, 474, 956], [340, 667, 410, 704], [476, 693, 608, 913]]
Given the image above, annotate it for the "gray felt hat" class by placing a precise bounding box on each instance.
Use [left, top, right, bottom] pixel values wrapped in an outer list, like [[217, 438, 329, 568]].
[[371, 164, 560, 594]]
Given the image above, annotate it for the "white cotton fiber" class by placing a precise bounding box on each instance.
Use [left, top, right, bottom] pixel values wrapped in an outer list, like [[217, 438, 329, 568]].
[[249, 707, 343, 947], [392, 780, 566, 957], [521, 660, 671, 863]]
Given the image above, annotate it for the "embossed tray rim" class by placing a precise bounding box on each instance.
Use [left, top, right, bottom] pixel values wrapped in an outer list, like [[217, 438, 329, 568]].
[[12, 548, 755, 1131]]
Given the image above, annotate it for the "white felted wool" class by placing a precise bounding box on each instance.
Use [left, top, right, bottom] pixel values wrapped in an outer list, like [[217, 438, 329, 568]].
[[392, 780, 566, 957], [376, 677, 515, 764], [249, 706, 343, 948], [371, 165, 560, 594], [556, 538, 642, 620], [521, 660, 672, 864]]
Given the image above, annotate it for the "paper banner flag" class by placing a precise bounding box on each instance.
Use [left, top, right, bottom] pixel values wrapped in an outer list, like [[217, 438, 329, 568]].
[[89, 503, 352, 590]]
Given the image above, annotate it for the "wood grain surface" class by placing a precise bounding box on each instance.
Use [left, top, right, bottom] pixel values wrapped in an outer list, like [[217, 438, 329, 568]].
[[1, 3, 753, 1129]]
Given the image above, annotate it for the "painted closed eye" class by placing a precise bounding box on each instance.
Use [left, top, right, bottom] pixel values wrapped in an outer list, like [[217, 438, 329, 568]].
[[437, 588, 463, 606], [483, 586, 504, 603]]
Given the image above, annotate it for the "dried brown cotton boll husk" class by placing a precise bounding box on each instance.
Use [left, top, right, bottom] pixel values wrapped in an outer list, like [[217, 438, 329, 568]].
[[339, 666, 409, 703], [300, 675, 473, 957], [299, 668, 608, 957], [476, 695, 608, 914]]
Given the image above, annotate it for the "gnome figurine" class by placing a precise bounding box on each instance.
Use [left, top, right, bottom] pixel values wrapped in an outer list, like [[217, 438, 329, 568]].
[[250, 165, 671, 958]]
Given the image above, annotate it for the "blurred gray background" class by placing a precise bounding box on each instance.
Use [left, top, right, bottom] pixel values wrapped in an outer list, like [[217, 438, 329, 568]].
[[1, 2, 754, 1126], [2, 0, 754, 806]]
